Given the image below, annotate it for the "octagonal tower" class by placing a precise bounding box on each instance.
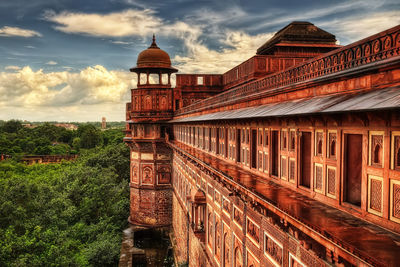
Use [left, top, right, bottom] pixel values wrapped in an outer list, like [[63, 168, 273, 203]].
[[124, 35, 177, 227]]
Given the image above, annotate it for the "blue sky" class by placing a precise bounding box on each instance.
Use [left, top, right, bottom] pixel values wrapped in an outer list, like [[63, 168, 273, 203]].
[[0, 0, 399, 121]]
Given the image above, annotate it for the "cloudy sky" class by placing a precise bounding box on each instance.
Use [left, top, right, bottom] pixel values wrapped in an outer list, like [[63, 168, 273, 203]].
[[0, 0, 399, 122]]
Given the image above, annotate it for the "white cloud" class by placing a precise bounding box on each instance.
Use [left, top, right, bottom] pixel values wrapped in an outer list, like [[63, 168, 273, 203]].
[[0, 65, 136, 121], [0, 65, 134, 110], [111, 40, 133, 45], [0, 26, 42, 37], [5, 65, 21, 71], [46, 60, 58, 65], [43, 9, 162, 37], [320, 11, 400, 44], [172, 29, 274, 74]]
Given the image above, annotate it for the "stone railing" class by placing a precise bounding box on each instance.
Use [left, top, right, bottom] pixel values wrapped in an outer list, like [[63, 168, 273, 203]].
[[176, 25, 400, 116], [222, 56, 266, 88]]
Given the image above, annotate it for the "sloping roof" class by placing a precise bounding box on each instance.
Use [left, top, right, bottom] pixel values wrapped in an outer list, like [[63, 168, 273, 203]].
[[257, 21, 337, 55], [171, 87, 400, 123]]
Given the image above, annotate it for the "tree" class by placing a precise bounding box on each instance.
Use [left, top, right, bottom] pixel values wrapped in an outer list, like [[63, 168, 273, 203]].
[[78, 125, 102, 149], [1, 120, 22, 133]]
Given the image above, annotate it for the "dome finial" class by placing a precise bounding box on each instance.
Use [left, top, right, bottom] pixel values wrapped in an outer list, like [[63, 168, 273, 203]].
[[150, 34, 158, 48]]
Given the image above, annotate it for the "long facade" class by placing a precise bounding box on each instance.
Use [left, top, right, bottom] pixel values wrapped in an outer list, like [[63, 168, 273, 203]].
[[124, 22, 400, 266]]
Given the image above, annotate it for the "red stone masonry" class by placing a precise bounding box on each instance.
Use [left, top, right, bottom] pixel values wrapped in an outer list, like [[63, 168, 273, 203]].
[[126, 22, 400, 267]]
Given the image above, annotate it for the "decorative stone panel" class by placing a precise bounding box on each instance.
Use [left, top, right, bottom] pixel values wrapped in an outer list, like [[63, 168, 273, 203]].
[[328, 131, 337, 159], [142, 164, 154, 185], [391, 132, 400, 170], [390, 179, 400, 223], [289, 158, 296, 183], [368, 175, 383, 216], [315, 131, 323, 156], [264, 232, 283, 266], [222, 197, 231, 216], [281, 156, 287, 180], [369, 131, 384, 168], [214, 190, 221, 207], [233, 206, 243, 228], [246, 249, 260, 267], [157, 164, 171, 184], [314, 163, 323, 193], [131, 163, 139, 184], [263, 152, 268, 173], [208, 184, 214, 200], [326, 166, 336, 198], [246, 218, 260, 246]]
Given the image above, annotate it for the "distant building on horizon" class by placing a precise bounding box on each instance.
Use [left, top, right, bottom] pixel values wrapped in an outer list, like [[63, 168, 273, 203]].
[[102, 117, 107, 129]]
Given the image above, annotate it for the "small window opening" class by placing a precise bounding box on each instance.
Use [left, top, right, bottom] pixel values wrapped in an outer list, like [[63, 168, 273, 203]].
[[197, 76, 204, 85], [373, 144, 381, 164], [291, 137, 295, 150], [317, 140, 323, 155], [149, 73, 159, 84], [330, 140, 336, 157], [396, 148, 400, 167]]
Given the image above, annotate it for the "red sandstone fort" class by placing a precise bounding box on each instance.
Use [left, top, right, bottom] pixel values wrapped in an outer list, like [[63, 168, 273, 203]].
[[123, 22, 400, 266]]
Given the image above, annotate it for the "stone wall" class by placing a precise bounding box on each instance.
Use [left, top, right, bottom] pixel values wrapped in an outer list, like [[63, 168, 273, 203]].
[[129, 187, 172, 226]]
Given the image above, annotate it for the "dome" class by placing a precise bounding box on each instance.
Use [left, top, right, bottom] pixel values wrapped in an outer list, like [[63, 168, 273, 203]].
[[136, 35, 172, 68]]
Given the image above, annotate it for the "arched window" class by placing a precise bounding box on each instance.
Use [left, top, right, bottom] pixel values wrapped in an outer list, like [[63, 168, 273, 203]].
[[223, 233, 230, 266], [373, 144, 381, 164], [291, 136, 295, 150], [215, 222, 220, 257], [160, 96, 167, 110], [330, 140, 336, 157], [397, 147, 400, 167], [317, 139, 323, 155], [234, 247, 242, 267], [144, 95, 152, 110]]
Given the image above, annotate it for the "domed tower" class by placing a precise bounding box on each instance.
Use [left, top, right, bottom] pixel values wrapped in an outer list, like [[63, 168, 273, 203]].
[[124, 35, 177, 227]]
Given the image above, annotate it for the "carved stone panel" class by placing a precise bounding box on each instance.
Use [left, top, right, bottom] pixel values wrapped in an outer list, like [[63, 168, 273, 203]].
[[328, 132, 337, 159], [368, 175, 383, 216], [233, 206, 243, 227], [223, 197, 231, 215], [370, 133, 383, 167], [289, 158, 296, 182], [131, 163, 139, 184], [314, 163, 323, 193], [215, 190, 221, 207], [246, 218, 260, 245], [264, 232, 283, 266], [142, 164, 153, 185], [393, 135, 400, 170], [391, 181, 400, 222], [157, 164, 171, 184], [281, 156, 287, 180], [327, 166, 336, 198], [315, 131, 323, 156]]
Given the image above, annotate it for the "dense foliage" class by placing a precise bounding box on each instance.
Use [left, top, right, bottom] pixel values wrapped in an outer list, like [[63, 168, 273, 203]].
[[0, 120, 124, 156], [0, 125, 130, 266]]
